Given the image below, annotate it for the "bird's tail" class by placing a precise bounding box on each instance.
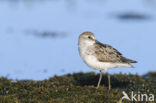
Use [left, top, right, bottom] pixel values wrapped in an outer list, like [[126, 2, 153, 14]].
[[121, 57, 137, 63], [128, 64, 135, 68]]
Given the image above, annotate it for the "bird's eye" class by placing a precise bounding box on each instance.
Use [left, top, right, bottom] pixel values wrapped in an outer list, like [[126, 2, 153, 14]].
[[88, 36, 92, 39]]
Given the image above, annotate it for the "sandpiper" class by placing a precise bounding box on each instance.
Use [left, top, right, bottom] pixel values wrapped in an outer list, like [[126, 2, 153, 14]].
[[78, 32, 137, 90]]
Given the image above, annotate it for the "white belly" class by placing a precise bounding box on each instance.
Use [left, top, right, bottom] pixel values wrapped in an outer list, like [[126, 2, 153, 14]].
[[83, 55, 132, 71]]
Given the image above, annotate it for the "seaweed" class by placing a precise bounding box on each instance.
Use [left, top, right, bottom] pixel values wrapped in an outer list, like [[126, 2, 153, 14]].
[[0, 72, 156, 103]]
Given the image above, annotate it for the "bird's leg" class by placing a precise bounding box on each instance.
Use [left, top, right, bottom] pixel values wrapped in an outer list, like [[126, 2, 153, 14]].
[[106, 71, 111, 90], [97, 70, 102, 89]]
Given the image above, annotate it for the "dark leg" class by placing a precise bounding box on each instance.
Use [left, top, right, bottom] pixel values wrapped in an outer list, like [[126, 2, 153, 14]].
[[106, 71, 111, 90], [97, 70, 102, 88]]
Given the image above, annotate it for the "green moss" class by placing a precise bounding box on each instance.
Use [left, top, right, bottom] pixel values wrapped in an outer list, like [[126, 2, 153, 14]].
[[0, 72, 156, 103]]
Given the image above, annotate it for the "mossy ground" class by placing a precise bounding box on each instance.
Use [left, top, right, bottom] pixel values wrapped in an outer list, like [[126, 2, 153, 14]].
[[0, 72, 156, 103]]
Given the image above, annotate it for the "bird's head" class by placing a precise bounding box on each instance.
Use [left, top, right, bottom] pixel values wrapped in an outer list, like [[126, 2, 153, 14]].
[[79, 32, 96, 45]]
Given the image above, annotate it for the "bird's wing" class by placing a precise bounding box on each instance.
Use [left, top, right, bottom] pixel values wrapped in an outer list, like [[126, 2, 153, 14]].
[[94, 40, 137, 63]]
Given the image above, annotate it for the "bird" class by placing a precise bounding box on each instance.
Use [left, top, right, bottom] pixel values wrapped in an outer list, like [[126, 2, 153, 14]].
[[78, 32, 137, 90]]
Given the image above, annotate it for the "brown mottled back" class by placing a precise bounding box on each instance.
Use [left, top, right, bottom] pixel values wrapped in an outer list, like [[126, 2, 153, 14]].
[[94, 40, 137, 63]]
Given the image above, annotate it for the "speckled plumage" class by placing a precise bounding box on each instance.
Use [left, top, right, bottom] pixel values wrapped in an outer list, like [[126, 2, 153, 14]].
[[94, 40, 137, 63]]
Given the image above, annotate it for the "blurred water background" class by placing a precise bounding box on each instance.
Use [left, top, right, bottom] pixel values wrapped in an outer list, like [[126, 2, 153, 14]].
[[0, 0, 156, 80]]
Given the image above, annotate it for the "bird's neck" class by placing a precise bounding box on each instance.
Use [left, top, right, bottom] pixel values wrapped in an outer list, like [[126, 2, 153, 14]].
[[79, 40, 95, 56]]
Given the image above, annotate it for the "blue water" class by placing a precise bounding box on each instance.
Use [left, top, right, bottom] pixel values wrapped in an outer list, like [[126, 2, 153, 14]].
[[0, 0, 156, 80]]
